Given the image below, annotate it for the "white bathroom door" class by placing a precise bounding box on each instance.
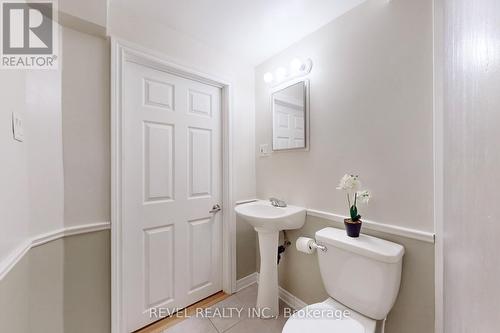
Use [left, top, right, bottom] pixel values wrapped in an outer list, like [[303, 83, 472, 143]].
[[121, 60, 222, 332]]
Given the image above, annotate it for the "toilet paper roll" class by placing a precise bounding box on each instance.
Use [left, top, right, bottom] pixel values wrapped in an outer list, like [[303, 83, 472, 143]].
[[296, 237, 316, 254]]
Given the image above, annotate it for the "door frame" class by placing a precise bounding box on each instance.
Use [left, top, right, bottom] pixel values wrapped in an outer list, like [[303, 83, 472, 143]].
[[433, 0, 444, 332], [110, 39, 236, 333]]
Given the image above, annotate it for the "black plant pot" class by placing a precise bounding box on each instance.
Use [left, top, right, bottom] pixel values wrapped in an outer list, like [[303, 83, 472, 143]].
[[344, 219, 362, 238]]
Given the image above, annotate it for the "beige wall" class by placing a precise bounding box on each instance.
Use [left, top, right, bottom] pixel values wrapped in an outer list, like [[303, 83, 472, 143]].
[[237, 215, 257, 279], [255, 0, 434, 232], [59, 0, 107, 27], [63, 231, 111, 333], [0, 69, 31, 264], [0, 17, 109, 262], [0, 231, 110, 333], [0, 250, 30, 332], [62, 27, 111, 226], [25, 69, 65, 237], [0, 28, 64, 264], [29, 239, 65, 333]]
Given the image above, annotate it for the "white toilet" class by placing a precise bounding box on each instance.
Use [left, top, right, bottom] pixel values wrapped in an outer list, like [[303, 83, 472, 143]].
[[282, 227, 405, 333]]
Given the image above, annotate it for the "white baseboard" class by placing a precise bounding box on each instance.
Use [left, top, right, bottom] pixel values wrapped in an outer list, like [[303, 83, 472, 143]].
[[278, 284, 308, 310], [236, 272, 259, 292], [236, 272, 307, 310]]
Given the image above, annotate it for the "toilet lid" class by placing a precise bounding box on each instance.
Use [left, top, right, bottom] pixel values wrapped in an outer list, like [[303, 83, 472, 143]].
[[282, 300, 375, 333]]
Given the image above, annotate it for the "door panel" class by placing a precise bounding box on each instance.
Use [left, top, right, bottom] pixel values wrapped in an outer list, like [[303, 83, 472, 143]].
[[143, 122, 174, 202], [144, 225, 175, 308], [188, 217, 213, 292], [144, 78, 175, 110], [188, 89, 212, 117], [188, 127, 212, 198], [122, 61, 222, 332]]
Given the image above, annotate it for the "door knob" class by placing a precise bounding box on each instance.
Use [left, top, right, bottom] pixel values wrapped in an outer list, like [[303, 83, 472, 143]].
[[209, 204, 222, 214]]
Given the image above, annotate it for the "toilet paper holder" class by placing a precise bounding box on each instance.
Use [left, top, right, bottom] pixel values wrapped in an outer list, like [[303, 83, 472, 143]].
[[296, 236, 328, 254]]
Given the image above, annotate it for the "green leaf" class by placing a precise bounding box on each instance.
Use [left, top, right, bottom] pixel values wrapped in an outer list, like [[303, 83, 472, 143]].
[[350, 205, 358, 220], [352, 214, 362, 222]]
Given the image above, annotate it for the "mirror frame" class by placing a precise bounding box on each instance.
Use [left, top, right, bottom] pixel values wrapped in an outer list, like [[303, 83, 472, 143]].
[[270, 78, 310, 151]]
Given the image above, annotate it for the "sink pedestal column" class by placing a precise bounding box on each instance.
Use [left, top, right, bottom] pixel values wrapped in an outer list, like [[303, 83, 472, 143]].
[[255, 228, 279, 318]]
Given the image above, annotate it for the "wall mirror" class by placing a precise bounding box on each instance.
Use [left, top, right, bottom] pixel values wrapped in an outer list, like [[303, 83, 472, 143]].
[[271, 79, 309, 151]]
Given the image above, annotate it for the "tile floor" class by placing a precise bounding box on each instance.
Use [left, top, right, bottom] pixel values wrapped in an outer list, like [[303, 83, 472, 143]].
[[162, 284, 290, 333]]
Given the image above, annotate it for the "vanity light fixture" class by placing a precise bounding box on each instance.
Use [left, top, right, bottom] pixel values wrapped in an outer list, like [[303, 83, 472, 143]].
[[263, 57, 313, 84], [290, 58, 303, 73], [263, 72, 274, 83], [275, 67, 287, 82]]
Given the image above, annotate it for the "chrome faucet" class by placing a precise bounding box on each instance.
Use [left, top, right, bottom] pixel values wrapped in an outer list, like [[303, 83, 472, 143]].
[[269, 197, 287, 207]]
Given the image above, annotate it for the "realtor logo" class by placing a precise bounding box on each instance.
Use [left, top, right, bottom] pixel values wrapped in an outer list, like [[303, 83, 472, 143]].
[[1, 1, 58, 69]]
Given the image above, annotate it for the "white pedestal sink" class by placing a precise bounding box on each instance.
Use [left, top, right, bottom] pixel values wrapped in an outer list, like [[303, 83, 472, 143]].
[[235, 200, 306, 318]]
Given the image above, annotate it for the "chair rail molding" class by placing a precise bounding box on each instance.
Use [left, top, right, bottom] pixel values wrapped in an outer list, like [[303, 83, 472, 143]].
[[307, 209, 435, 243], [0, 222, 111, 281], [235, 199, 435, 243]]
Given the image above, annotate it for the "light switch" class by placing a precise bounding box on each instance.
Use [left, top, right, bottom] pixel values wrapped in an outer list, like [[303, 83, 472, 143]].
[[12, 112, 24, 142]]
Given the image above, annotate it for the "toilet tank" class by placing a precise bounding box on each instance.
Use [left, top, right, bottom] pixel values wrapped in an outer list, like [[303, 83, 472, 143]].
[[315, 227, 404, 320]]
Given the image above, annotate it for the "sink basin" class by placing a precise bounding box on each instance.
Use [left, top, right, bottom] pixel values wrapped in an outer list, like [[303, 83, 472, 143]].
[[235, 200, 306, 318], [234, 200, 306, 231]]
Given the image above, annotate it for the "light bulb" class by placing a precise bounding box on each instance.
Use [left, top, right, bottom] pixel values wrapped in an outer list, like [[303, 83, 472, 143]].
[[290, 58, 303, 73], [275, 67, 287, 81], [263, 72, 273, 83]]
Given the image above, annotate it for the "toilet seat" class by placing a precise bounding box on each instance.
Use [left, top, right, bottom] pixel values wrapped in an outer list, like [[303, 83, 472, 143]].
[[282, 298, 376, 333]]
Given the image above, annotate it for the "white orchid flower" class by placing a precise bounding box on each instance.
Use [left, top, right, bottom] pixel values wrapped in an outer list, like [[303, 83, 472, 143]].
[[356, 190, 371, 204], [336, 174, 361, 191]]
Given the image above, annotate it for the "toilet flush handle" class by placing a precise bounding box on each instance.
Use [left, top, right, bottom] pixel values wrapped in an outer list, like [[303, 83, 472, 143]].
[[311, 242, 327, 252]]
